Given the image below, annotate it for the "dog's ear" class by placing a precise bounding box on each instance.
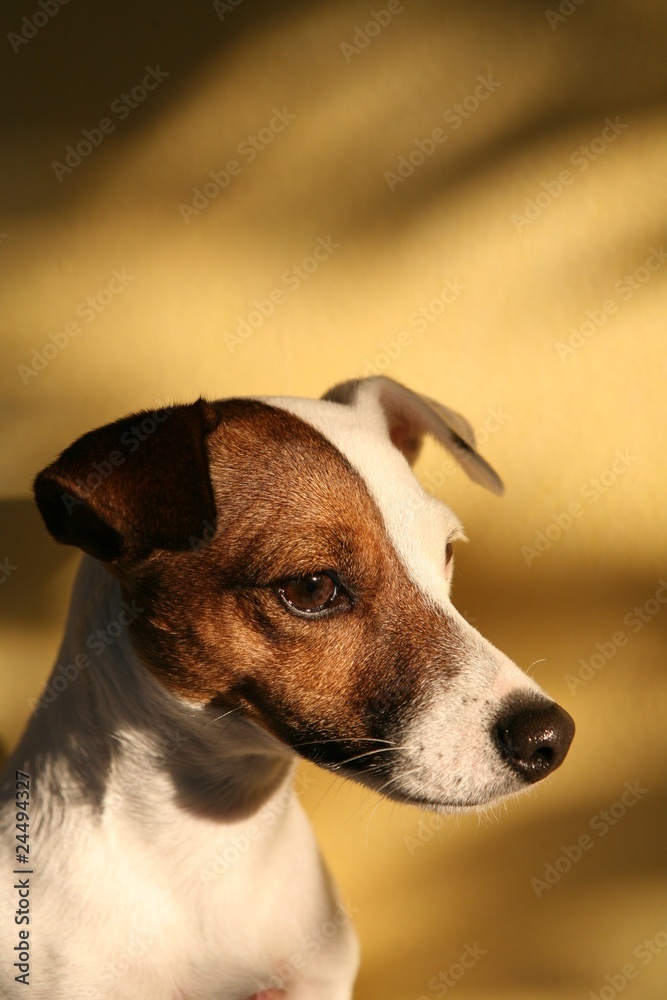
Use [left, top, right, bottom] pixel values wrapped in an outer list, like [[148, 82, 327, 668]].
[[33, 399, 222, 562], [323, 376, 504, 495]]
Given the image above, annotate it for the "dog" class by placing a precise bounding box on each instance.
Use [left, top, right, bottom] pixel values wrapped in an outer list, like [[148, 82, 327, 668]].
[[0, 376, 574, 999]]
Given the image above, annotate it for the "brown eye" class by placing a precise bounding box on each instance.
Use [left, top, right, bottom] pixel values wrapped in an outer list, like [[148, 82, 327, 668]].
[[445, 542, 454, 572], [278, 573, 346, 616]]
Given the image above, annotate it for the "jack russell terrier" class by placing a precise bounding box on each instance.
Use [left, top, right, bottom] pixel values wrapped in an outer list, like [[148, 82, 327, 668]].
[[0, 376, 574, 999]]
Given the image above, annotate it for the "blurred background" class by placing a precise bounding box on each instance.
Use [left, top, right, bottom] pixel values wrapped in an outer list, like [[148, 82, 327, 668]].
[[1, 1, 666, 996]]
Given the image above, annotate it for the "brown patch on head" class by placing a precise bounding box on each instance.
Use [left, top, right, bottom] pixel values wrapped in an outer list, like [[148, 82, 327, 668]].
[[118, 398, 469, 779]]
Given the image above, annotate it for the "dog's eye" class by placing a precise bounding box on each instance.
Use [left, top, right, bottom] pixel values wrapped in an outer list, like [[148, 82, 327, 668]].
[[445, 542, 454, 577], [278, 573, 347, 616]]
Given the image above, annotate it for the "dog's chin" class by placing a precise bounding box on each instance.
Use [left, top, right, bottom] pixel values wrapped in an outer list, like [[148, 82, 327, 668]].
[[333, 764, 532, 814], [384, 786, 531, 815]]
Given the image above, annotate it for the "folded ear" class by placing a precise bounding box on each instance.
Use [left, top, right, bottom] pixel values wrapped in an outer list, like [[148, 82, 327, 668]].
[[33, 399, 222, 562], [323, 376, 504, 495]]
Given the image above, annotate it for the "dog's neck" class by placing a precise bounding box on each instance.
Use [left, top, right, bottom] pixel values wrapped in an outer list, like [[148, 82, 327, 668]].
[[16, 556, 295, 836]]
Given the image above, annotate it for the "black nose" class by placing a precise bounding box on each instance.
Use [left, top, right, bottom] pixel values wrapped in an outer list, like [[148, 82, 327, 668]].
[[493, 697, 575, 783]]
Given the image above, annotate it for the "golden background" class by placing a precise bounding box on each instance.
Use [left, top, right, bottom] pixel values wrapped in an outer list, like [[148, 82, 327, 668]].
[[1, 1, 666, 997]]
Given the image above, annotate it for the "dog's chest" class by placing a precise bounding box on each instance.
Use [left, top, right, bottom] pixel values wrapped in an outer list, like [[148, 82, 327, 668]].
[[27, 791, 329, 998]]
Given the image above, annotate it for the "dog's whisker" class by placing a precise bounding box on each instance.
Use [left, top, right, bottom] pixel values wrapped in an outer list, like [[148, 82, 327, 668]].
[[364, 797, 383, 846], [290, 736, 395, 750], [205, 707, 244, 727], [351, 767, 424, 824], [373, 766, 422, 796], [306, 773, 347, 819], [329, 745, 404, 768], [316, 741, 415, 768], [204, 708, 248, 770]]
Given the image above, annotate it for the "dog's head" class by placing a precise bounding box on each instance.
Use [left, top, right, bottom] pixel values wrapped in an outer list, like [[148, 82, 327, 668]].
[[34, 377, 574, 811]]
